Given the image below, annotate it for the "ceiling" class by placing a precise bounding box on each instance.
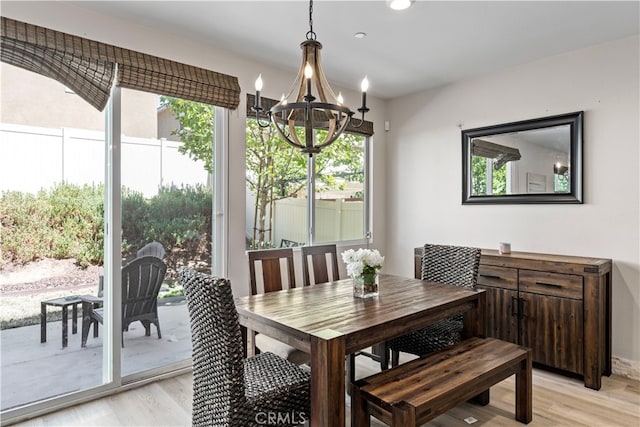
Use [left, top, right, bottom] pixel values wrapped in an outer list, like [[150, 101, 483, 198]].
[[72, 1, 639, 100]]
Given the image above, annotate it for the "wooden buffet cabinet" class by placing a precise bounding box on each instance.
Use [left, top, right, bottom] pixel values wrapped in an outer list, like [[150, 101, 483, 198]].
[[414, 247, 612, 390]]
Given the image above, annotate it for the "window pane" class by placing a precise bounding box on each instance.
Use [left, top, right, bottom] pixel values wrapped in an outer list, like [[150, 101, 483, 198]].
[[245, 119, 306, 249], [314, 133, 366, 243], [120, 89, 213, 376], [245, 118, 369, 249], [0, 63, 105, 409]]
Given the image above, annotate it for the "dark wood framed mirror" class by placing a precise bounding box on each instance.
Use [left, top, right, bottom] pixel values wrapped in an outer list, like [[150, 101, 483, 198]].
[[462, 111, 583, 204]]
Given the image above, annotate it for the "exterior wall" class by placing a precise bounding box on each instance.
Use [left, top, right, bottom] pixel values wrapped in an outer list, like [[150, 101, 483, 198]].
[[385, 36, 640, 364], [1, 63, 159, 138], [157, 107, 181, 141]]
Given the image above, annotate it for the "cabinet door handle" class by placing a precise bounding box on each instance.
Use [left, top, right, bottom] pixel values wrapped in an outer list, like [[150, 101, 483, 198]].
[[519, 298, 526, 317], [511, 296, 518, 316], [535, 281, 563, 288], [482, 274, 501, 280]]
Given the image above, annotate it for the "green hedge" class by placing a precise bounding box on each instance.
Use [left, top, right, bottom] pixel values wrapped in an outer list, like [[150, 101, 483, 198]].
[[0, 182, 212, 270]]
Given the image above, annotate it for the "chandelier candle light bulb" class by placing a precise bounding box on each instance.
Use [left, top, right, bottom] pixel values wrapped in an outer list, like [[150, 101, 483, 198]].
[[342, 248, 384, 298], [361, 76, 369, 110]]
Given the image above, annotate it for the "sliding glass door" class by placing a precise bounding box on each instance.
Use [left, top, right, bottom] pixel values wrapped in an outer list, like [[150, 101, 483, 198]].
[[0, 63, 106, 410], [0, 66, 227, 419]]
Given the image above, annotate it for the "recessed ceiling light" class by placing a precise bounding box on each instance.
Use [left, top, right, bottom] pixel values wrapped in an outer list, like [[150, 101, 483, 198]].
[[387, 0, 414, 11], [354, 32, 367, 39]]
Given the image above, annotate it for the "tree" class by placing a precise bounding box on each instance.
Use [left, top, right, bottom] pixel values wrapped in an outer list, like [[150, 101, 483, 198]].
[[471, 156, 507, 195], [160, 96, 364, 248], [160, 97, 216, 173]]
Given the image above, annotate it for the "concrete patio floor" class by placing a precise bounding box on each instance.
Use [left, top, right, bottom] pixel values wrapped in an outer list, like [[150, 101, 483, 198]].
[[0, 301, 191, 411]]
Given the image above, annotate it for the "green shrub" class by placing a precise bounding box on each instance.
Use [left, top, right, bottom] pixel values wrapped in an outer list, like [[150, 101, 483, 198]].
[[1, 192, 46, 265], [121, 188, 149, 255], [143, 185, 212, 274], [1, 182, 212, 272]]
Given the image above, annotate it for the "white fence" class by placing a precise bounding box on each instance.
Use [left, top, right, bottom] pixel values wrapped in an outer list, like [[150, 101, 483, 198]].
[[0, 123, 208, 196], [245, 195, 364, 246]]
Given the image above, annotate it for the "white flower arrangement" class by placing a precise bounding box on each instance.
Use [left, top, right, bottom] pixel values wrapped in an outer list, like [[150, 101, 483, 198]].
[[341, 248, 384, 281]]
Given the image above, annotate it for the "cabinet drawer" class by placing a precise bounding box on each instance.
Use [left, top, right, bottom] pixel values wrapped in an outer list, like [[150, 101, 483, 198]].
[[478, 265, 517, 290], [519, 269, 583, 300]]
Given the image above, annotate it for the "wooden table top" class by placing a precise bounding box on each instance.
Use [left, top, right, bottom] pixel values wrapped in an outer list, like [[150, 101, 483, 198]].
[[235, 273, 485, 353]]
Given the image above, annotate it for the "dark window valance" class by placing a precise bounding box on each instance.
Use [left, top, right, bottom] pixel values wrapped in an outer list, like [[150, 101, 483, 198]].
[[246, 94, 374, 137], [1, 17, 241, 111]]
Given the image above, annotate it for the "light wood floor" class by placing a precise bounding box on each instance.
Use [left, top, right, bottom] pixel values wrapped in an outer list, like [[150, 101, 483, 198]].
[[11, 357, 640, 427]]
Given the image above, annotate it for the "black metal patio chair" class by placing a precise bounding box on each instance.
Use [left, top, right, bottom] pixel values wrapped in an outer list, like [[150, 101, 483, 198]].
[[80, 256, 166, 347]]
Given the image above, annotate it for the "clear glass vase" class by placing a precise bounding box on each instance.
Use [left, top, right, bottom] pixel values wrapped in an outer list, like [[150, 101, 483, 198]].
[[353, 273, 379, 298]]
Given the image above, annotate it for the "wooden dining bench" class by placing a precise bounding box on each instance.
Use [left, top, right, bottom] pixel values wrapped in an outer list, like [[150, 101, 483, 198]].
[[351, 337, 532, 426]]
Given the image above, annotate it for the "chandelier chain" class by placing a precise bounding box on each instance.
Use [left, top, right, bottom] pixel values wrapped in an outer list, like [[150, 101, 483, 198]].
[[306, 0, 316, 41]]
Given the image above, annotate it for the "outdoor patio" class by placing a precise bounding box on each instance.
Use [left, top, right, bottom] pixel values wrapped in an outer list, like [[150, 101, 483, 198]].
[[0, 300, 191, 411]]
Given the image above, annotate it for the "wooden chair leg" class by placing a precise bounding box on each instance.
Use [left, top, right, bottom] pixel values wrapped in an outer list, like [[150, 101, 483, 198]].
[[391, 350, 400, 367], [372, 342, 389, 370], [247, 328, 256, 357], [470, 389, 490, 406]]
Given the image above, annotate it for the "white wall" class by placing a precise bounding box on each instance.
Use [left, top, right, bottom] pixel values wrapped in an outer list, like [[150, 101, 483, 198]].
[[1, 2, 388, 297], [385, 36, 640, 364]]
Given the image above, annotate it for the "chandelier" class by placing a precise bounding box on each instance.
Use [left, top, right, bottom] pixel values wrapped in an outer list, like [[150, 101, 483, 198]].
[[252, 0, 369, 156]]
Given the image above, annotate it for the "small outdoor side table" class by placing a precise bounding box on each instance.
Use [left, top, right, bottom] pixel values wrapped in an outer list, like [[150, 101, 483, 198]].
[[40, 296, 82, 348]]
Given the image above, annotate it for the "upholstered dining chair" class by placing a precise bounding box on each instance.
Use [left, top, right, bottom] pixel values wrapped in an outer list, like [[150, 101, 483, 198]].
[[179, 268, 310, 427], [386, 243, 481, 367], [247, 248, 309, 365]]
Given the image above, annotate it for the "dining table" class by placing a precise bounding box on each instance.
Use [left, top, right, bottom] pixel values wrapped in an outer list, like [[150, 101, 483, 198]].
[[235, 273, 486, 427]]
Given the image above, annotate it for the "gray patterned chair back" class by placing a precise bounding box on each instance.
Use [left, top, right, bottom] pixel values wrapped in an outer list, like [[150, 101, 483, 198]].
[[421, 244, 480, 289], [180, 268, 245, 426], [385, 244, 481, 366]]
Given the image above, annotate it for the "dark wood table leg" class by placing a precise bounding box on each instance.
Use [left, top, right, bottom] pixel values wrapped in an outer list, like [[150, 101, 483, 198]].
[[311, 331, 346, 427], [62, 305, 69, 348], [40, 302, 47, 343], [72, 302, 78, 334]]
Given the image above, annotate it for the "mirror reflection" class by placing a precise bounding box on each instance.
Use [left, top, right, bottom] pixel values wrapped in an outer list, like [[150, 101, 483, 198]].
[[462, 112, 583, 204], [470, 124, 570, 196]]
